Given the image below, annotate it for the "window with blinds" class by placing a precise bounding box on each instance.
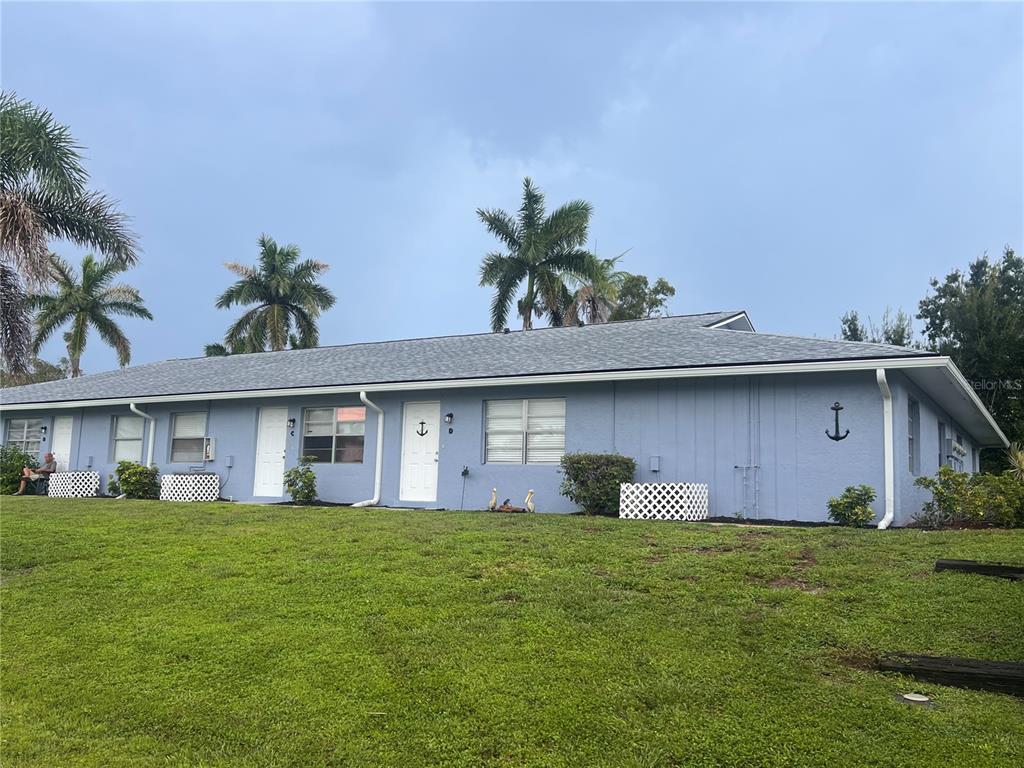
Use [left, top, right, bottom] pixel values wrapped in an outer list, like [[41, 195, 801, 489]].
[[112, 415, 144, 462], [484, 398, 565, 464], [5, 418, 42, 455], [170, 412, 208, 463], [302, 406, 366, 463]]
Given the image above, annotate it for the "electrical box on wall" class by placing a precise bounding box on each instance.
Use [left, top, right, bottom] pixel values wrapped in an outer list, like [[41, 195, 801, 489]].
[[649, 455, 661, 473], [225, 454, 234, 468], [203, 437, 216, 461]]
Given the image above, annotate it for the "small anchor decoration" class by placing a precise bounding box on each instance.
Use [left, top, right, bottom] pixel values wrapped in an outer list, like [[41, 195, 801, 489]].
[[415, 420, 429, 437], [826, 402, 850, 441]]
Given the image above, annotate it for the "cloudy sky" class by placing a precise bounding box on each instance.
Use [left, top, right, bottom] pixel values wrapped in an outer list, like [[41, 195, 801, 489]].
[[3, 1, 1021, 374]]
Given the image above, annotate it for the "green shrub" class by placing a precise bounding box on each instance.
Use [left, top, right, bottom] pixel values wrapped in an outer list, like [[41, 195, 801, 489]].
[[559, 452, 636, 516], [826, 485, 877, 526], [1, 445, 37, 495], [914, 466, 1024, 528], [284, 456, 318, 504], [971, 472, 1024, 528], [111, 461, 160, 499]]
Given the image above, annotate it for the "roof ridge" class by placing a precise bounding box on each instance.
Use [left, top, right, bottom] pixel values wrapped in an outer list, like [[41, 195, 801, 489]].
[[697, 325, 936, 355], [161, 311, 745, 363]]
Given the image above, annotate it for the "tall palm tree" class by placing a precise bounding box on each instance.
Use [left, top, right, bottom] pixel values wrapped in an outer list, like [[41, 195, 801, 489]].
[[478, 178, 598, 332], [543, 253, 628, 327], [29, 254, 152, 377], [216, 234, 336, 352], [1, 92, 137, 372]]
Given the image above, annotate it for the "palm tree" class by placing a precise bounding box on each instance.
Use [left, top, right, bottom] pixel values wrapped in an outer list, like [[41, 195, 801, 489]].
[[29, 254, 152, 377], [545, 253, 628, 327], [478, 178, 598, 332], [1, 92, 137, 372], [216, 234, 336, 352]]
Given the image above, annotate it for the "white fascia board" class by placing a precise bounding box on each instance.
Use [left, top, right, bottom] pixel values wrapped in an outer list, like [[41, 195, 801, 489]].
[[0, 356, 946, 412], [942, 359, 1009, 447], [706, 312, 755, 331]]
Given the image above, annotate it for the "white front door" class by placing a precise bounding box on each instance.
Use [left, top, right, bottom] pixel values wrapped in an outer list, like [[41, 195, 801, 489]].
[[253, 407, 289, 497], [51, 416, 73, 471], [400, 401, 440, 502]]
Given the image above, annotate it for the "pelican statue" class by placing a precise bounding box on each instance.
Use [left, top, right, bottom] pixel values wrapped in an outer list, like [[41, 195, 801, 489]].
[[488, 488, 497, 511], [525, 490, 535, 513]]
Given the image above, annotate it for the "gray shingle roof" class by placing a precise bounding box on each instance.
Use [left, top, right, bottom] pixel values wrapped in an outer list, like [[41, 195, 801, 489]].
[[1, 311, 935, 405]]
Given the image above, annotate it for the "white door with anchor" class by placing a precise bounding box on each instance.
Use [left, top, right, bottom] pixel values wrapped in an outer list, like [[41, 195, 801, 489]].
[[51, 415, 73, 471], [253, 406, 288, 497], [400, 401, 440, 502]]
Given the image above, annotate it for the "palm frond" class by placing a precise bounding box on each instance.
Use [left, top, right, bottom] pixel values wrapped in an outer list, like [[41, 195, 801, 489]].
[[476, 208, 521, 252], [0, 262, 31, 372], [88, 312, 130, 367], [540, 200, 592, 251], [0, 92, 87, 197], [488, 267, 522, 333], [23, 187, 138, 265], [0, 189, 49, 285], [518, 177, 545, 234]]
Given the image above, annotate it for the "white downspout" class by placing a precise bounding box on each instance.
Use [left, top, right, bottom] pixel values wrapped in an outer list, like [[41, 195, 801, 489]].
[[129, 402, 156, 467], [875, 369, 895, 529], [351, 391, 384, 507]]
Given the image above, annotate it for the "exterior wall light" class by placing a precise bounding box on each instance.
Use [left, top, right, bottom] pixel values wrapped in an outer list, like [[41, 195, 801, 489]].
[[444, 413, 454, 424], [287, 417, 296, 428]]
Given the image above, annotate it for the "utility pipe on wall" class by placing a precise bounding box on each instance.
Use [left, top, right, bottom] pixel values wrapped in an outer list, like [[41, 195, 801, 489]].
[[875, 369, 895, 529], [352, 391, 384, 507], [129, 403, 156, 467]]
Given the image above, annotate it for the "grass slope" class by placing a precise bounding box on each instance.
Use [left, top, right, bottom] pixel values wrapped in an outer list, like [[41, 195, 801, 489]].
[[1, 498, 1022, 767]]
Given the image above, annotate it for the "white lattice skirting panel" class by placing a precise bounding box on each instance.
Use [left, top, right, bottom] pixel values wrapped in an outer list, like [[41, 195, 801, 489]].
[[160, 473, 220, 502], [619, 482, 710, 521], [48, 471, 100, 498]]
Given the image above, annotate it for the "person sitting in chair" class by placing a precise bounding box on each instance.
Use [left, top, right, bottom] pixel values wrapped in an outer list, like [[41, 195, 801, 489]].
[[13, 452, 57, 495]]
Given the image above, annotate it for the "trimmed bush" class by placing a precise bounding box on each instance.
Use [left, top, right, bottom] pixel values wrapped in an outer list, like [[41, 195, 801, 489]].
[[826, 485, 877, 526], [284, 456, 318, 504], [1, 445, 37, 495], [559, 452, 636, 516], [111, 461, 160, 499], [914, 466, 1024, 528]]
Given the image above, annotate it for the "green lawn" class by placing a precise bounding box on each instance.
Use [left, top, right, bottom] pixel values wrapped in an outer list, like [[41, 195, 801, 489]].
[[1, 499, 1022, 767]]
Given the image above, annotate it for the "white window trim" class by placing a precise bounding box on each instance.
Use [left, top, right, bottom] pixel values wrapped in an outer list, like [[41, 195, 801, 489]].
[[5, 417, 43, 455], [111, 415, 144, 463], [170, 411, 208, 463], [301, 406, 366, 464], [484, 398, 566, 465]]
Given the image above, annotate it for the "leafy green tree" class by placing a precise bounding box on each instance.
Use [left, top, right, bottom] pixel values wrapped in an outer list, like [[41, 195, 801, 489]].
[[839, 310, 867, 341], [918, 246, 1023, 468], [478, 178, 597, 331], [608, 274, 676, 321], [0, 92, 137, 372], [839, 307, 914, 346], [0, 356, 71, 387], [216, 234, 336, 352], [29, 254, 152, 377]]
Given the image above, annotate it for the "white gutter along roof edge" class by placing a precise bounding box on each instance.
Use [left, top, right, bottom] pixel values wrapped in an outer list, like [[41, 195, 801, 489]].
[[3, 355, 1003, 445]]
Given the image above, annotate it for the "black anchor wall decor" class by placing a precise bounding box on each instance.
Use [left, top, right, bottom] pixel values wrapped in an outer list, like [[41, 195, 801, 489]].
[[826, 402, 850, 441], [415, 421, 429, 437]]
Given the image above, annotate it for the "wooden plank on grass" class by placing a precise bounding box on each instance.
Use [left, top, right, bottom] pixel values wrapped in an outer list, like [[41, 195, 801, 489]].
[[934, 559, 1024, 580], [878, 653, 1024, 697]]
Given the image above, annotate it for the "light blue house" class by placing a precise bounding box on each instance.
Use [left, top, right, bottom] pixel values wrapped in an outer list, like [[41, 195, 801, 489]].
[[0, 311, 1007, 526]]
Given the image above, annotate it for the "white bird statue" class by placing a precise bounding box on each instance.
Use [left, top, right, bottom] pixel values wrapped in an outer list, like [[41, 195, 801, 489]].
[[488, 488, 497, 511], [525, 489, 535, 513]]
